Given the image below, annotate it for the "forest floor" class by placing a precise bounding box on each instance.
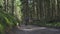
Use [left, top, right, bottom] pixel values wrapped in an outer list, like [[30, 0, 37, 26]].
[[11, 25, 60, 34]]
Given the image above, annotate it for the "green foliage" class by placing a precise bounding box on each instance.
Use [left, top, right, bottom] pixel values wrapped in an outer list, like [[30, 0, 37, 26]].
[[0, 11, 19, 34], [0, 8, 19, 34], [14, 0, 23, 24], [31, 21, 60, 28], [0, 0, 21, 34]]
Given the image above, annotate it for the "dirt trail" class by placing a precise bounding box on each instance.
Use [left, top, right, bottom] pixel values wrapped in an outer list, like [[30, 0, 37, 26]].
[[12, 25, 60, 34]]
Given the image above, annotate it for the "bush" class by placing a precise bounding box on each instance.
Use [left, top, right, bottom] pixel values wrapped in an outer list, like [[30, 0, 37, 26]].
[[0, 11, 19, 34], [31, 20, 60, 28]]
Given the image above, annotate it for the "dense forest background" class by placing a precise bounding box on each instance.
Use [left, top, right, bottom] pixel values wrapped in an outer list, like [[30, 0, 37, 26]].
[[0, 0, 60, 34]]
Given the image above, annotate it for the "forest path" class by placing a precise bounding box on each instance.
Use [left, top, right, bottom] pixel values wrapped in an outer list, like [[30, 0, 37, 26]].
[[12, 25, 60, 34]]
